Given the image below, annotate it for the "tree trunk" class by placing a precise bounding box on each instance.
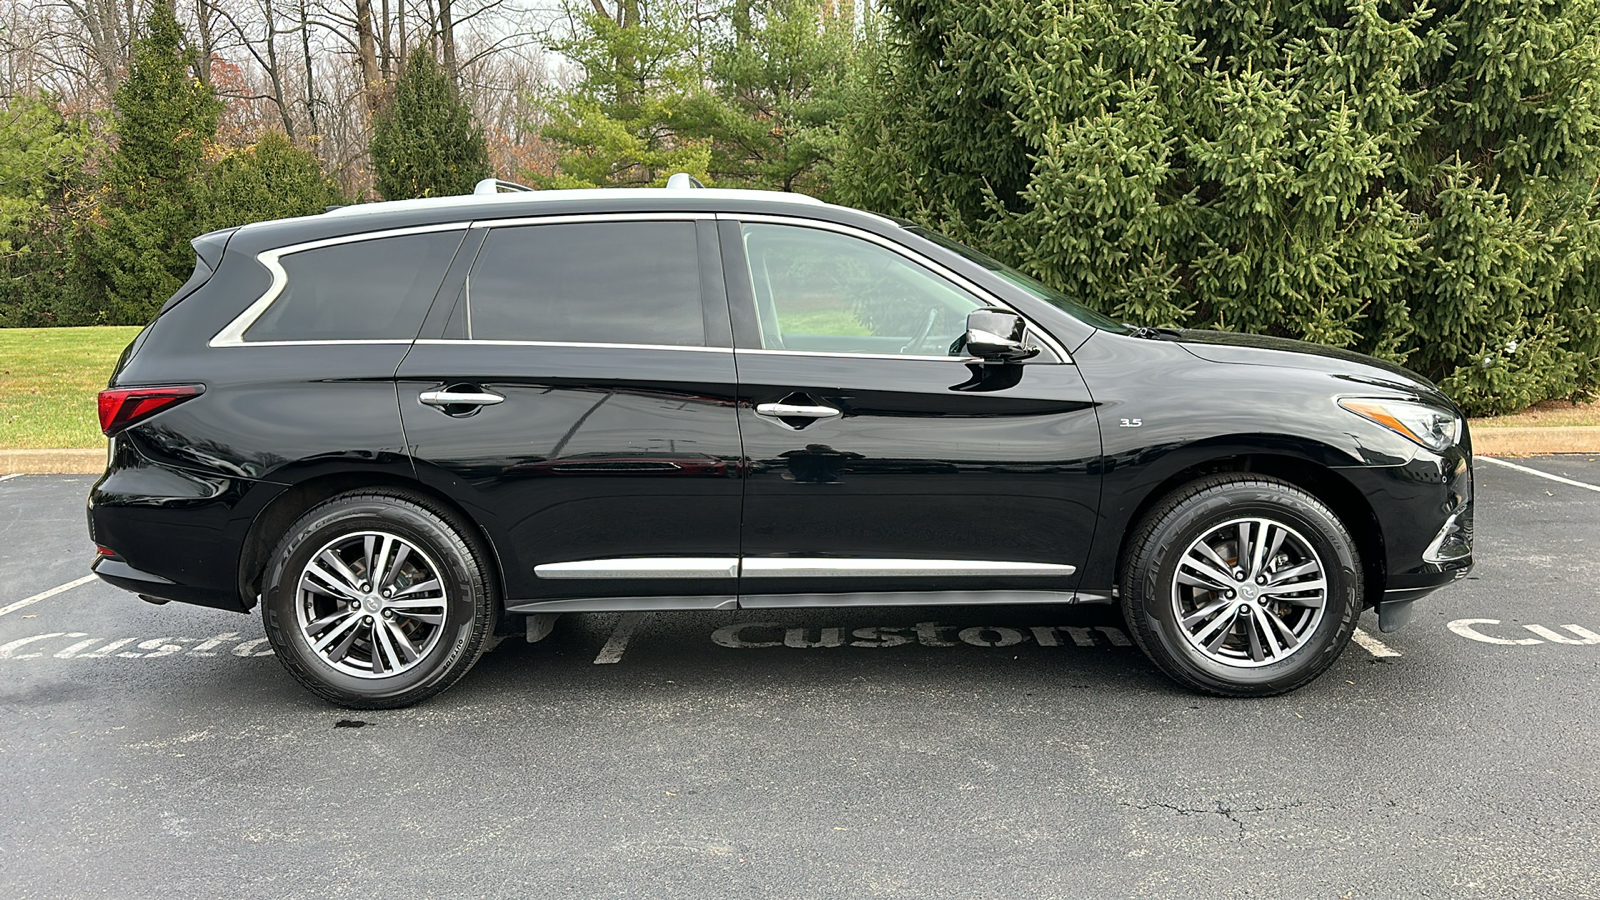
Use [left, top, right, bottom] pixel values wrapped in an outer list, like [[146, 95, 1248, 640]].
[[299, 0, 319, 144], [615, 0, 639, 108], [355, 0, 381, 110], [439, 0, 457, 81], [192, 0, 215, 84], [261, 0, 295, 139], [397, 0, 408, 73]]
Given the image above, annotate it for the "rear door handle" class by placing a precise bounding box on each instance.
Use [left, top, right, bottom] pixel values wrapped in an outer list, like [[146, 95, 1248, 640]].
[[420, 390, 505, 408], [755, 402, 840, 419]]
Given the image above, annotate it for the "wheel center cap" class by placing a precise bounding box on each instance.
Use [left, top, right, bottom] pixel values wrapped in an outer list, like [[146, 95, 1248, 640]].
[[363, 596, 382, 612], [1240, 585, 1259, 601]]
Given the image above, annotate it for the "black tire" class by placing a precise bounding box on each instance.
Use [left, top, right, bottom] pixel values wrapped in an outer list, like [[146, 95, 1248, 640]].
[[261, 490, 498, 709], [1119, 474, 1362, 697]]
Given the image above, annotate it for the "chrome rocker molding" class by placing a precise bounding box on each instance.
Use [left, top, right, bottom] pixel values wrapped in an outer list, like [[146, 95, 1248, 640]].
[[533, 557, 1077, 581], [535, 558, 741, 579], [739, 558, 1077, 577]]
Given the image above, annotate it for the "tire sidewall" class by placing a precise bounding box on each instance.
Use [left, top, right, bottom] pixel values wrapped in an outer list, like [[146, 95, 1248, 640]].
[[1131, 483, 1361, 694], [262, 496, 487, 705]]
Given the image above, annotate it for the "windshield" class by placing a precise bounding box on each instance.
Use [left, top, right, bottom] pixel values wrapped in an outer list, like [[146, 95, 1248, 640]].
[[907, 226, 1132, 334]]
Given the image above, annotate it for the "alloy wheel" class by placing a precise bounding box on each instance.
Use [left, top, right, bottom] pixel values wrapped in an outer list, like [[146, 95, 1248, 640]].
[[1169, 517, 1328, 668], [294, 530, 449, 678]]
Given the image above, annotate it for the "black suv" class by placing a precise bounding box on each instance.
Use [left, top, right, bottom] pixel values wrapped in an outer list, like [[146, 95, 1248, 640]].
[[88, 179, 1473, 707]]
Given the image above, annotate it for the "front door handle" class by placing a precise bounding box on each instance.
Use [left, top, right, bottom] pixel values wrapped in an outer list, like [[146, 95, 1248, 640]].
[[420, 389, 505, 408], [755, 402, 840, 419]]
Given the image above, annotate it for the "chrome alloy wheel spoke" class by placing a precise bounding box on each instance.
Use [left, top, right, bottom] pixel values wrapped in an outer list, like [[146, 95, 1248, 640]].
[[294, 530, 449, 679], [310, 610, 361, 652], [302, 561, 363, 602], [1170, 517, 1328, 669], [1178, 551, 1236, 592]]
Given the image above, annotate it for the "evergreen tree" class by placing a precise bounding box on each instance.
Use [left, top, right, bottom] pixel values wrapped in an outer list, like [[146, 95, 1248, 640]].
[[534, 1, 711, 188], [194, 131, 344, 232], [78, 6, 222, 324], [678, 0, 860, 194], [838, 0, 1600, 414], [370, 51, 492, 200], [0, 94, 98, 326]]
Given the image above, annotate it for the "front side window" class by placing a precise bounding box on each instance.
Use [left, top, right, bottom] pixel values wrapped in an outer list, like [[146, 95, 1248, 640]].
[[738, 223, 985, 356], [464, 221, 704, 346], [907, 226, 1131, 334], [245, 230, 464, 342]]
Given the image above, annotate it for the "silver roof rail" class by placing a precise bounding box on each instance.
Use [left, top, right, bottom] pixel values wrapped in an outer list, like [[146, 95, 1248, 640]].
[[665, 173, 706, 190], [473, 178, 534, 195]]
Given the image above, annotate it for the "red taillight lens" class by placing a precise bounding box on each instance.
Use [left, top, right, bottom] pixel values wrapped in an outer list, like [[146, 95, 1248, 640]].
[[97, 385, 204, 436]]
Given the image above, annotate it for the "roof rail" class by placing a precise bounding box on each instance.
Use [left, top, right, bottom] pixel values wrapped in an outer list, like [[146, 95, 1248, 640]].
[[473, 178, 534, 195], [665, 173, 706, 190]]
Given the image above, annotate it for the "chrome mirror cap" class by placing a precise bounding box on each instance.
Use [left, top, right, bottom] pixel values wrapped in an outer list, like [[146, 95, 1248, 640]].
[[964, 308, 1039, 362]]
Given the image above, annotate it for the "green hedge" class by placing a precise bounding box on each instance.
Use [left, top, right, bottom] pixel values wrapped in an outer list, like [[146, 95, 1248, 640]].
[[834, 0, 1600, 415]]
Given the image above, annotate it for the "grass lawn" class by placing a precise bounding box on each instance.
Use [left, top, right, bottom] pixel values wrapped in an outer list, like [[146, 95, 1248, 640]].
[[0, 326, 142, 449], [1470, 398, 1600, 428], [777, 308, 871, 336]]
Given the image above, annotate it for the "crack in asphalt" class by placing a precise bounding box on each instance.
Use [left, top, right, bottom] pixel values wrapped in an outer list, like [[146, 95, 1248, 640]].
[[1121, 799, 1307, 837]]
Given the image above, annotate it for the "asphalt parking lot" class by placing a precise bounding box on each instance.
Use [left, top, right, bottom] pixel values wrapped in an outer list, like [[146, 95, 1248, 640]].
[[2, 457, 1598, 899]]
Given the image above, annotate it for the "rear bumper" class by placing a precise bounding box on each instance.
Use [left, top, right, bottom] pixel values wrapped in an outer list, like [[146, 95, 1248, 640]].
[[86, 438, 269, 614], [90, 554, 243, 612]]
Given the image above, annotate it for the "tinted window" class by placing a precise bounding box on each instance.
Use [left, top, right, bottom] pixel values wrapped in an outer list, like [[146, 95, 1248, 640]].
[[739, 223, 983, 356], [245, 231, 463, 342], [466, 222, 704, 346]]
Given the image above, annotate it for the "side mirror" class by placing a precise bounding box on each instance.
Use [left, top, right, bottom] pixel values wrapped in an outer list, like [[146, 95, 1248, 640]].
[[963, 308, 1039, 362]]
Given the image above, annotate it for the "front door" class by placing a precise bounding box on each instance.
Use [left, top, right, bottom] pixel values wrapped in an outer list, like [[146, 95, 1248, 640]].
[[398, 217, 744, 611], [720, 219, 1103, 606]]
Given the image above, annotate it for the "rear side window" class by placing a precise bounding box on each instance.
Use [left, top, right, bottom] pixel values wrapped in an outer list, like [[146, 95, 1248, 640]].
[[244, 230, 464, 342], [463, 222, 704, 346]]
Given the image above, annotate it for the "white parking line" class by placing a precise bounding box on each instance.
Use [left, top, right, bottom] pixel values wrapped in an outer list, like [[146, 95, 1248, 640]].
[[1352, 627, 1401, 658], [593, 612, 649, 664], [0, 574, 97, 617], [0, 473, 21, 482], [1478, 456, 1600, 493]]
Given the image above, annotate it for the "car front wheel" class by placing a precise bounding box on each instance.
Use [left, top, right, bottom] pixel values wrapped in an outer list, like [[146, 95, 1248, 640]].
[[1120, 474, 1362, 696], [261, 490, 497, 708]]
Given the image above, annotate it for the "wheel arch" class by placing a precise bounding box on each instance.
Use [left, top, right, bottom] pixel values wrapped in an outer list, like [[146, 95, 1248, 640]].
[[235, 470, 508, 617], [1113, 453, 1386, 610]]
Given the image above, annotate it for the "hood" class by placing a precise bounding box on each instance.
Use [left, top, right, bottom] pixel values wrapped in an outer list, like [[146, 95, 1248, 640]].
[[1173, 329, 1454, 406]]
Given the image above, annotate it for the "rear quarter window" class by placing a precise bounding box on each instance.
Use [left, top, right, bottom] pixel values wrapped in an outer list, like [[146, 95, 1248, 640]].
[[243, 230, 465, 342]]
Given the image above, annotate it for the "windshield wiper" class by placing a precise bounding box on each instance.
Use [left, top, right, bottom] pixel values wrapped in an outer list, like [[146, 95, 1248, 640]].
[[1126, 325, 1185, 341]]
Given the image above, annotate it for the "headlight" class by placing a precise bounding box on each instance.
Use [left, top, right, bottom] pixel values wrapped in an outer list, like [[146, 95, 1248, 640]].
[[1338, 398, 1462, 452]]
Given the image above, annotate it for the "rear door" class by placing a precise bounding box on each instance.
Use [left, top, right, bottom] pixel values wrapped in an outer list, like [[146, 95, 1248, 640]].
[[721, 217, 1104, 606], [396, 215, 744, 611]]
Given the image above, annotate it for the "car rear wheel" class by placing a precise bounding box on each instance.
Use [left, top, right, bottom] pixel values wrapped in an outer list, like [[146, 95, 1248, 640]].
[[1120, 474, 1362, 696], [261, 490, 497, 708]]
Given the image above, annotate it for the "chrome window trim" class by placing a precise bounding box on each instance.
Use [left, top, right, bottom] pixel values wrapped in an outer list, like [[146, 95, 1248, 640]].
[[737, 348, 980, 364], [414, 338, 731, 353], [210, 222, 470, 348], [469, 211, 715, 229], [536, 558, 740, 579], [741, 558, 1077, 578], [718, 213, 1073, 362], [211, 339, 415, 348]]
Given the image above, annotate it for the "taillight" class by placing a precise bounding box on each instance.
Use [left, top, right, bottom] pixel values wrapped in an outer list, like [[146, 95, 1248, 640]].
[[97, 385, 204, 436]]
